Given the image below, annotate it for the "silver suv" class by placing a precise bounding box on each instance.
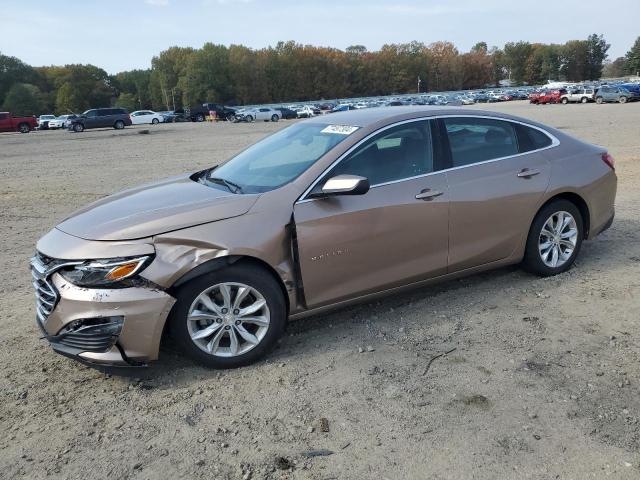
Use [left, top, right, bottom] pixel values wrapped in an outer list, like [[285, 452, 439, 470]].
[[560, 88, 595, 104]]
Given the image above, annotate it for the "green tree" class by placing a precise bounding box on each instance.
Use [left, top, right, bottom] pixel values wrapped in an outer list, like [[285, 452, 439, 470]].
[[114, 92, 138, 112], [585, 34, 610, 80], [625, 37, 640, 75], [2, 83, 44, 115], [0, 52, 40, 106], [503, 41, 533, 84], [602, 57, 627, 78]]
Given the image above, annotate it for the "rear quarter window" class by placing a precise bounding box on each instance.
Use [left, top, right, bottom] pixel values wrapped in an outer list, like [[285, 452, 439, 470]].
[[515, 124, 553, 152]]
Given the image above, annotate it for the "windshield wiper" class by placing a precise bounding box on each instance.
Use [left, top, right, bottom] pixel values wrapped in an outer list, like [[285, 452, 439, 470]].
[[208, 176, 243, 194]]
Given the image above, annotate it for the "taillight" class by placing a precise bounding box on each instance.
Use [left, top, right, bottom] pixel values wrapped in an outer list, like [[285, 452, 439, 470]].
[[602, 152, 615, 170]]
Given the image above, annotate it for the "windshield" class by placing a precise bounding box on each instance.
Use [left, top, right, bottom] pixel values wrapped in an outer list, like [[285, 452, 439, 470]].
[[201, 123, 357, 194]]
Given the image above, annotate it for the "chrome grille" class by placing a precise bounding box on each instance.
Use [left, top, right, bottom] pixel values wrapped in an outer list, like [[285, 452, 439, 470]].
[[30, 252, 81, 325]]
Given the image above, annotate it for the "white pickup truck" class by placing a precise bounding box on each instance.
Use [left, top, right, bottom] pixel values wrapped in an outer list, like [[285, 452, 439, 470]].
[[560, 88, 595, 104]]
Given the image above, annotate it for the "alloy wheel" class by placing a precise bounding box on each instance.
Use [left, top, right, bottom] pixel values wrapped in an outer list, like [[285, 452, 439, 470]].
[[187, 282, 270, 357], [538, 211, 578, 268]]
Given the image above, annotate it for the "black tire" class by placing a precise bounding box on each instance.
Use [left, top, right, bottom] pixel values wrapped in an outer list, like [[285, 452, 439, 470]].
[[18, 123, 30, 133], [619, 96, 627, 104], [581, 97, 588, 104], [114, 120, 125, 129], [73, 123, 84, 133], [168, 263, 286, 368], [245, 115, 254, 123], [596, 97, 603, 104], [561, 97, 569, 104], [196, 113, 205, 122], [152, 118, 159, 125], [271, 114, 279, 122], [522, 199, 584, 277]]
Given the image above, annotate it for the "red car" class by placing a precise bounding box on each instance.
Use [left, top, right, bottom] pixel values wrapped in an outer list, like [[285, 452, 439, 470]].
[[0, 112, 37, 133], [529, 89, 567, 105]]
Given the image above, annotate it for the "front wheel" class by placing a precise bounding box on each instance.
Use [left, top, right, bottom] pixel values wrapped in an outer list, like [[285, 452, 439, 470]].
[[523, 200, 583, 276], [73, 123, 84, 132], [152, 118, 159, 125], [168, 264, 286, 368], [196, 113, 205, 122], [114, 120, 125, 129], [596, 97, 603, 104], [271, 114, 279, 122], [245, 115, 254, 123], [18, 123, 30, 133], [561, 98, 569, 104], [581, 97, 588, 103], [619, 96, 627, 104]]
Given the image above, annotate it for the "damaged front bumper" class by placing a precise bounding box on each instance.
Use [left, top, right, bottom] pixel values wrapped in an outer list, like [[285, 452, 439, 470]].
[[36, 272, 175, 367]]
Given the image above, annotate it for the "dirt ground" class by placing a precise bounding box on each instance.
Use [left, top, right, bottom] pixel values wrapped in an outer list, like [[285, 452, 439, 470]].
[[1, 101, 639, 480]]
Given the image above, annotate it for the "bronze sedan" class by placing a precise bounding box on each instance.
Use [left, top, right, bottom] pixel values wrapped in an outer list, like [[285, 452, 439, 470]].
[[32, 107, 617, 368]]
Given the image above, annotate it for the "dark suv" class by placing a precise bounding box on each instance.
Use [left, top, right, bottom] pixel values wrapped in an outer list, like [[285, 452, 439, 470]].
[[70, 108, 132, 132]]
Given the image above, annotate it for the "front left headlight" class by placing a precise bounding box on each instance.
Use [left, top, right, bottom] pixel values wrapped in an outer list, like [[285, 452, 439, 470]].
[[59, 256, 152, 288]]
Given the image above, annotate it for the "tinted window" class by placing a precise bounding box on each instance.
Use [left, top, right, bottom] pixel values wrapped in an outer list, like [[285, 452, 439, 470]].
[[443, 117, 518, 167], [0, 113, 7, 120], [328, 120, 434, 186], [516, 124, 553, 152], [85, 110, 97, 117]]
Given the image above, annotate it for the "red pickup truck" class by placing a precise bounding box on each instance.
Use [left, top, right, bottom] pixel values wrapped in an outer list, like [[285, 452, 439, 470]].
[[0, 112, 38, 133]]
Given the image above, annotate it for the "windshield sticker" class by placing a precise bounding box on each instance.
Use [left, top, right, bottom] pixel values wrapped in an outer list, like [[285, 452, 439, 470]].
[[321, 125, 360, 135]]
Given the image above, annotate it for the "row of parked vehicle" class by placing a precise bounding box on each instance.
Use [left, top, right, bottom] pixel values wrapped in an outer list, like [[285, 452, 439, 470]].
[[529, 83, 640, 105]]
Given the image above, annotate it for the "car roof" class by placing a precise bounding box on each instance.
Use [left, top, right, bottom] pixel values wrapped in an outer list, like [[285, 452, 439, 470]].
[[304, 106, 528, 128]]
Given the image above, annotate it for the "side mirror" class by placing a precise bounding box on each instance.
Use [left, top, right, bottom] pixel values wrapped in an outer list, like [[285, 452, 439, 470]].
[[320, 174, 370, 196]]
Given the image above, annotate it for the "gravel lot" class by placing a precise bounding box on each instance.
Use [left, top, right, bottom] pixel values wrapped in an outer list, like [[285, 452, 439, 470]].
[[1, 102, 639, 480]]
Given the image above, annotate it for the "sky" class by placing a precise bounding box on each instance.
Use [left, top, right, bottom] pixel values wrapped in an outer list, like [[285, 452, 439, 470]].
[[0, 0, 638, 74]]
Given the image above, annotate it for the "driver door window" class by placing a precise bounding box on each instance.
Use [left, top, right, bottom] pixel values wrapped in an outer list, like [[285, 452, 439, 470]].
[[326, 121, 434, 186]]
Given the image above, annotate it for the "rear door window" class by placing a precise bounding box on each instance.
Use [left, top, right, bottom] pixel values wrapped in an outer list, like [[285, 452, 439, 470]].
[[515, 124, 553, 152], [442, 117, 518, 167]]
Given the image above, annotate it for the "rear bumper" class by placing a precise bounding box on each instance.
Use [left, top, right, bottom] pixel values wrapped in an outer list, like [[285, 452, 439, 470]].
[[39, 273, 175, 366]]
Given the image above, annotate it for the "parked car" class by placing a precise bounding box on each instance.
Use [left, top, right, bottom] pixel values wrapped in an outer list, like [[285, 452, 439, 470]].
[[331, 105, 357, 112], [0, 111, 37, 133], [37, 114, 56, 130], [560, 88, 595, 104], [130, 110, 164, 125], [68, 108, 132, 132], [530, 89, 566, 105], [186, 103, 237, 122], [48, 115, 77, 129], [158, 110, 186, 123], [275, 107, 298, 119], [295, 106, 316, 118], [595, 86, 639, 104], [32, 107, 616, 369], [234, 107, 281, 122]]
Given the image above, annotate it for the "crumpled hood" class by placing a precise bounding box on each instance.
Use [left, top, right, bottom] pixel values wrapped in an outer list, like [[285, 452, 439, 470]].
[[56, 174, 259, 241]]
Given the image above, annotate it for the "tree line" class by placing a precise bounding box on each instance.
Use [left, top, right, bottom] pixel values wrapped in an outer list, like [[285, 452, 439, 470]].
[[1, 34, 638, 116]]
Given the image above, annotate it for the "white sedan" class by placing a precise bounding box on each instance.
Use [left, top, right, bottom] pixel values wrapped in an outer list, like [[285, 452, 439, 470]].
[[130, 110, 164, 125]]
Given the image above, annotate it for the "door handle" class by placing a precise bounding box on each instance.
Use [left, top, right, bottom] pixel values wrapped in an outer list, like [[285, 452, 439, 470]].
[[415, 189, 444, 201], [517, 168, 541, 178]]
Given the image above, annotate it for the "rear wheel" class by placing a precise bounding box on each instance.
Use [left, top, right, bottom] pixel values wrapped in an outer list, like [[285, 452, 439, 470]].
[[271, 114, 279, 122], [523, 200, 583, 276], [169, 264, 286, 368], [196, 113, 205, 122], [619, 96, 627, 104], [151, 118, 159, 125], [581, 97, 588, 103], [561, 97, 569, 104], [18, 123, 30, 133], [596, 97, 603, 104], [114, 120, 125, 129], [73, 123, 84, 132]]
